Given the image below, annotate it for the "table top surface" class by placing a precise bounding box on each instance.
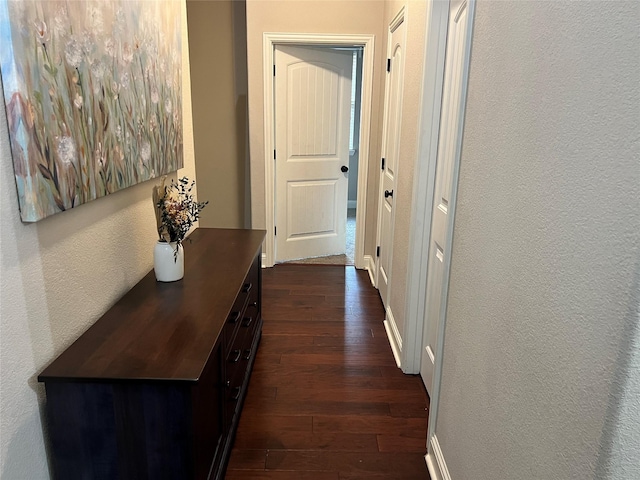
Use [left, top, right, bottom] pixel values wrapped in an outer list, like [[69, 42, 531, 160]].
[[38, 228, 265, 384]]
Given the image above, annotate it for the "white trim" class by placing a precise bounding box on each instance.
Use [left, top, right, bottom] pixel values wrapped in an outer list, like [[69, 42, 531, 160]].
[[261, 252, 267, 269], [364, 255, 376, 286], [389, 6, 406, 31], [262, 33, 375, 269], [383, 307, 402, 368], [374, 7, 405, 297], [402, 0, 449, 376], [428, 0, 478, 449], [426, 345, 435, 364], [421, 346, 434, 401], [262, 38, 275, 267], [347, 200, 357, 209], [426, 435, 452, 480]]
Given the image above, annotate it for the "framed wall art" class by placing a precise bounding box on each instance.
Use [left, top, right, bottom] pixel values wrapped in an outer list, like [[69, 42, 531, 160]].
[[0, 0, 183, 222]]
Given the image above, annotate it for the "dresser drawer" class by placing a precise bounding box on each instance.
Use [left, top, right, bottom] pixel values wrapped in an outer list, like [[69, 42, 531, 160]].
[[223, 283, 251, 354], [225, 321, 251, 387], [224, 350, 249, 425]]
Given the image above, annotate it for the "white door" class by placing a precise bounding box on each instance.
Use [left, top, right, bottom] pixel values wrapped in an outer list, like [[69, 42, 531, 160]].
[[421, 0, 474, 393], [274, 46, 352, 262], [377, 14, 406, 311]]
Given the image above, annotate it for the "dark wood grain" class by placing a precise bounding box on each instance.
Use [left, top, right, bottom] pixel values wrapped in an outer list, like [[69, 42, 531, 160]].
[[226, 471, 339, 480], [39, 229, 266, 480], [39, 228, 265, 383], [228, 264, 430, 479]]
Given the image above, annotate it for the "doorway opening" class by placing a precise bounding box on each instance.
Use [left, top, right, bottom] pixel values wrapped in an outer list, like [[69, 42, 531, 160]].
[[281, 47, 362, 266], [261, 33, 375, 270]]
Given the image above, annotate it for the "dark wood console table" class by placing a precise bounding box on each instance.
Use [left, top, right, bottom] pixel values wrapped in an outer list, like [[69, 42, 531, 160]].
[[38, 228, 265, 480]]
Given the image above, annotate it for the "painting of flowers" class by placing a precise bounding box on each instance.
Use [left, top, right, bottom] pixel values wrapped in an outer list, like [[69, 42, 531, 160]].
[[0, 0, 183, 222]]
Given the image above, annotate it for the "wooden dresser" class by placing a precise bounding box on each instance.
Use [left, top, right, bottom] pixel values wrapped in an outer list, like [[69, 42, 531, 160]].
[[38, 228, 265, 480]]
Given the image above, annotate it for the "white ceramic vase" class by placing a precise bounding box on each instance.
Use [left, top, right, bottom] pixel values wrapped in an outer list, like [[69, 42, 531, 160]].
[[154, 241, 184, 282]]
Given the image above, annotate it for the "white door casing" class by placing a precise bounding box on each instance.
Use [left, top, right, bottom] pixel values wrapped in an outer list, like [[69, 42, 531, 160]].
[[420, 0, 474, 398], [261, 34, 375, 270], [377, 9, 406, 311], [274, 46, 352, 262], [376, 9, 407, 366], [425, 0, 476, 474], [401, 0, 450, 375]]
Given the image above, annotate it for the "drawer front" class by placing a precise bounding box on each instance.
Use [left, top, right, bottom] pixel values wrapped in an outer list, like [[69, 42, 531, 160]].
[[225, 315, 253, 387], [224, 350, 248, 426], [223, 284, 251, 354], [238, 309, 259, 359], [223, 313, 260, 427]]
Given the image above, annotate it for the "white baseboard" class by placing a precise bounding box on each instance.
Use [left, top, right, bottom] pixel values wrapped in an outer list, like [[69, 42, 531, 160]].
[[383, 307, 402, 368], [426, 434, 451, 480], [348, 200, 357, 209], [364, 255, 376, 286]]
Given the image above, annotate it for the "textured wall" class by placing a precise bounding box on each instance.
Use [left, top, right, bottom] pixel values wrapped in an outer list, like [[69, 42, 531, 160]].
[[435, 1, 640, 479], [187, 0, 246, 228], [245, 0, 386, 257], [0, 1, 197, 477], [605, 325, 640, 479]]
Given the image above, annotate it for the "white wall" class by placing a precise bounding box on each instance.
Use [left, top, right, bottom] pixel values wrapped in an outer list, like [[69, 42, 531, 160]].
[[0, 1, 197, 477], [434, 1, 640, 479]]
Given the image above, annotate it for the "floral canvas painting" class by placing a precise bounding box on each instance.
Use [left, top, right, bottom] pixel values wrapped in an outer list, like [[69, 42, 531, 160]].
[[0, 0, 183, 222]]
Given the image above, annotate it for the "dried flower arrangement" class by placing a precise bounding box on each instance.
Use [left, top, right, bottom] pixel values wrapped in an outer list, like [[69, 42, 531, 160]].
[[153, 176, 208, 256]]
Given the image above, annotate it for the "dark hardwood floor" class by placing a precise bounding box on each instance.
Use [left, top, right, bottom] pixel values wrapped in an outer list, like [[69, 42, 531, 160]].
[[226, 264, 430, 479]]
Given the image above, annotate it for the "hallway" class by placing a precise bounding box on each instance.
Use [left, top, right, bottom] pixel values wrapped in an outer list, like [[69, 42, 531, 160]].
[[226, 264, 430, 479]]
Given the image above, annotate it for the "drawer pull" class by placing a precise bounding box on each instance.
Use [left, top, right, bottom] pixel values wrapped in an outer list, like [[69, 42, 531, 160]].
[[230, 349, 242, 363], [243, 349, 252, 361], [225, 380, 231, 388], [242, 283, 252, 294], [242, 317, 253, 328], [228, 311, 241, 324], [231, 387, 241, 401]]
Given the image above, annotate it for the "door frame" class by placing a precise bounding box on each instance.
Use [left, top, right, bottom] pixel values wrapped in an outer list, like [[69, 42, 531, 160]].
[[262, 33, 375, 268], [375, 6, 406, 367], [402, 0, 450, 375], [401, 0, 476, 477]]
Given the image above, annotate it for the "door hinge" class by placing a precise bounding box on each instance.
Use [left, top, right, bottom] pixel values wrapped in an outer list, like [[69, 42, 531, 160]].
[[381, 158, 385, 170], [376, 246, 380, 257], [386, 58, 391, 72], [273, 64, 276, 76], [274, 149, 276, 160], [274, 226, 277, 236]]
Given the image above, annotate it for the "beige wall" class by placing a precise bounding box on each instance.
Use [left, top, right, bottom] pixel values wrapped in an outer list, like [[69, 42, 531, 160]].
[[245, 0, 387, 255], [0, 2, 197, 476], [382, 0, 428, 342], [435, 1, 640, 478], [187, 0, 246, 228]]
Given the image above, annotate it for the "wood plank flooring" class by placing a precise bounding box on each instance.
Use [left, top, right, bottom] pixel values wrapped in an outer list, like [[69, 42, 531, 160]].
[[227, 265, 430, 479]]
